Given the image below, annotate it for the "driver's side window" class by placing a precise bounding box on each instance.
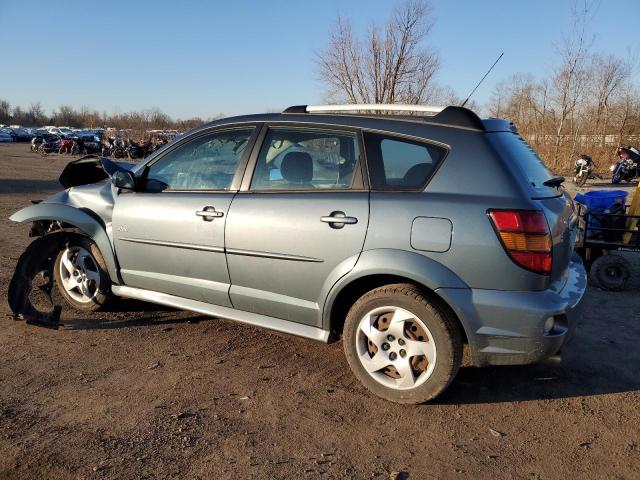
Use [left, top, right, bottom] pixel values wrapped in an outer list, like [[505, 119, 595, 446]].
[[146, 128, 254, 190]]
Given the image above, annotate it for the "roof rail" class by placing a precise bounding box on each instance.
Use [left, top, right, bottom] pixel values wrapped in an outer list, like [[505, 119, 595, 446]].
[[283, 104, 445, 115], [282, 104, 485, 131]]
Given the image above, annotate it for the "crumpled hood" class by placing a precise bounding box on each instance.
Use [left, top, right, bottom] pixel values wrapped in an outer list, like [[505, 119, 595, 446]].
[[58, 155, 134, 189]]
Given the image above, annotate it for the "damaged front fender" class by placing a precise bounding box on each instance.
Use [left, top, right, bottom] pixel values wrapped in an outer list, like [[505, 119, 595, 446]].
[[10, 203, 120, 283]]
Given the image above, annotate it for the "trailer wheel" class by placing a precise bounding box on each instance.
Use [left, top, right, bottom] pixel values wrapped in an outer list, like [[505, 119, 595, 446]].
[[590, 254, 631, 291]]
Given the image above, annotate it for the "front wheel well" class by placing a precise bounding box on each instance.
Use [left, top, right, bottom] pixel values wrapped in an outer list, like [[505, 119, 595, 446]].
[[328, 274, 468, 345]]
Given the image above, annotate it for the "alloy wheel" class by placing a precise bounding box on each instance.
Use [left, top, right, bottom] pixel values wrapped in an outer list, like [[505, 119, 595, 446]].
[[356, 306, 437, 390], [58, 246, 101, 303]]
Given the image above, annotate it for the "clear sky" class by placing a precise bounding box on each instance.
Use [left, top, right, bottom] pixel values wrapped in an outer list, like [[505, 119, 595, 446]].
[[1, 0, 638, 119]]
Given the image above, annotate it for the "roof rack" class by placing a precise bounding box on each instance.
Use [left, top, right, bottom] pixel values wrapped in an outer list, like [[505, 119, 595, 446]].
[[282, 104, 485, 131], [301, 104, 445, 114]]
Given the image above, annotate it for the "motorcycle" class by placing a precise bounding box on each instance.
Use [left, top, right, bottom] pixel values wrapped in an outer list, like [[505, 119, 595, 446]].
[[101, 137, 114, 157], [102, 137, 126, 158], [573, 153, 600, 186], [30, 136, 43, 152], [124, 139, 142, 159], [37, 135, 62, 156], [112, 138, 126, 159], [610, 146, 640, 184], [58, 137, 74, 154], [71, 137, 103, 155]]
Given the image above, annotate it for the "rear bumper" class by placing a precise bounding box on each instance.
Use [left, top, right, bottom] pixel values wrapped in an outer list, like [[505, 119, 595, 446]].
[[437, 253, 587, 367]]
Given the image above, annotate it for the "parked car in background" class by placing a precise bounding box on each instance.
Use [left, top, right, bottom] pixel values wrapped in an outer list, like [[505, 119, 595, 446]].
[[32, 128, 49, 137], [44, 126, 74, 137], [8, 127, 32, 142], [9, 103, 586, 404], [0, 130, 13, 142]]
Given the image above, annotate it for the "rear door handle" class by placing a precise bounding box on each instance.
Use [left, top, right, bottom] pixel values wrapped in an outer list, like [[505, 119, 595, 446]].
[[196, 206, 224, 221], [321, 211, 358, 229]]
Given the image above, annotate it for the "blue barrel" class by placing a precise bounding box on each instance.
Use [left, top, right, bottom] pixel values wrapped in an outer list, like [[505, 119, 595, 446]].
[[574, 190, 628, 210]]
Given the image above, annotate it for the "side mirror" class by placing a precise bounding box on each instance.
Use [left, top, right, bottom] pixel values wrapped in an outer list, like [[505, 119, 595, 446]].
[[112, 170, 136, 190]]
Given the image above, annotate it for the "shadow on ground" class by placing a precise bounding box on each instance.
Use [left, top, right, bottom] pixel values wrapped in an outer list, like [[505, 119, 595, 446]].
[[434, 360, 639, 405], [589, 180, 638, 188], [52, 296, 640, 405], [0, 178, 61, 195], [61, 313, 208, 331], [59, 298, 203, 331]]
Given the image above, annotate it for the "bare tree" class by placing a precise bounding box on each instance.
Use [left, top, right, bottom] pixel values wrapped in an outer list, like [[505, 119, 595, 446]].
[[550, 0, 594, 164], [615, 82, 640, 145], [0, 100, 11, 124], [12, 105, 25, 125], [26, 103, 46, 126], [589, 53, 631, 145], [317, 0, 439, 105]]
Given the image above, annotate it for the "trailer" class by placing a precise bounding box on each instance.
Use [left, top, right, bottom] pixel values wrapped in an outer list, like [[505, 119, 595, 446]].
[[575, 185, 640, 291]]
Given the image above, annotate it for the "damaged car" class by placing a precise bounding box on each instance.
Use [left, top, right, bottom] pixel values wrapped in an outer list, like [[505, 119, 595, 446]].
[[9, 104, 587, 403]]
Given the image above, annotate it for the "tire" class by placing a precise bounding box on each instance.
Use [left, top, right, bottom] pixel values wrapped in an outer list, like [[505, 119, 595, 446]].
[[53, 234, 111, 311], [575, 171, 588, 187], [342, 283, 462, 404], [612, 171, 621, 184], [589, 254, 631, 291]]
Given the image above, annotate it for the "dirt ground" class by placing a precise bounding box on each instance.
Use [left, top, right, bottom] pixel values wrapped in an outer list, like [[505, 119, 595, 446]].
[[0, 142, 639, 480]]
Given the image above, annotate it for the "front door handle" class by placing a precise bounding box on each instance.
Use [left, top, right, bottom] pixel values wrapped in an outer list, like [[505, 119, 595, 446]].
[[320, 211, 358, 229], [196, 206, 224, 221]]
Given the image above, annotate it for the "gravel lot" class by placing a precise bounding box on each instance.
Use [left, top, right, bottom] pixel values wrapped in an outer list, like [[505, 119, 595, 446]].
[[0, 143, 639, 479]]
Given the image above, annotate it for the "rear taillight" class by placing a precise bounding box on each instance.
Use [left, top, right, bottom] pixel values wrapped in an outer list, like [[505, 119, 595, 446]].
[[489, 210, 552, 275]]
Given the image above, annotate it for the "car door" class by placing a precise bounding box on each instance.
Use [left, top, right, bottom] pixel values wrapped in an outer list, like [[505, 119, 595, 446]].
[[112, 126, 259, 306], [224, 126, 370, 326]]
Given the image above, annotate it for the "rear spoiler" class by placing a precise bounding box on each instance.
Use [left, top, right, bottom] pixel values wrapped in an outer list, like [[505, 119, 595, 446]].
[[59, 155, 134, 188], [482, 119, 518, 133]]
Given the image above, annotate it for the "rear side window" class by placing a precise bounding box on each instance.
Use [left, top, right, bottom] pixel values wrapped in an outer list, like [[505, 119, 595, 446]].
[[364, 133, 446, 190]]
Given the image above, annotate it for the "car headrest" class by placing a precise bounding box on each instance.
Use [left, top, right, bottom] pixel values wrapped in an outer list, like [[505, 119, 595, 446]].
[[281, 152, 313, 184], [403, 163, 430, 187]]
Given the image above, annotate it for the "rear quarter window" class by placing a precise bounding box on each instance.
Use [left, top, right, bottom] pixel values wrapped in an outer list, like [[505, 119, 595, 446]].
[[364, 132, 447, 190]]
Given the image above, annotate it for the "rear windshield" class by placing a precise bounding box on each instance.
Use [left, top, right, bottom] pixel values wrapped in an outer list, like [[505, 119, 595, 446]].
[[489, 132, 554, 191]]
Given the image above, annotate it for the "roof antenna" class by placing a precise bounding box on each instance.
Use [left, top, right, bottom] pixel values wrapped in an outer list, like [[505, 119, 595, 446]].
[[460, 52, 504, 107]]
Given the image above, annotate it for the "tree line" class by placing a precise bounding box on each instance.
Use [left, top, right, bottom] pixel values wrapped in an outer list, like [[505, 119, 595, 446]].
[[0, 100, 213, 132]]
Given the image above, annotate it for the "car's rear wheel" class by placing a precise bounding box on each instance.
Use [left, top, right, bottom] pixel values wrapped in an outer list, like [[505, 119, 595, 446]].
[[342, 283, 462, 404], [53, 236, 111, 311]]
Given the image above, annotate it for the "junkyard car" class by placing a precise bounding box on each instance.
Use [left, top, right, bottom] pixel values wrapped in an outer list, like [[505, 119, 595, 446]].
[[0, 130, 13, 142], [8, 104, 586, 403]]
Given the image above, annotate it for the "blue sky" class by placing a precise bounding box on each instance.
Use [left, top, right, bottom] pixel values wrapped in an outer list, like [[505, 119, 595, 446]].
[[1, 0, 638, 119]]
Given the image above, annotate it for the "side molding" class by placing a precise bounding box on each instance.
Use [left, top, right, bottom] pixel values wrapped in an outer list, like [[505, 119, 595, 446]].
[[10, 204, 120, 282]]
